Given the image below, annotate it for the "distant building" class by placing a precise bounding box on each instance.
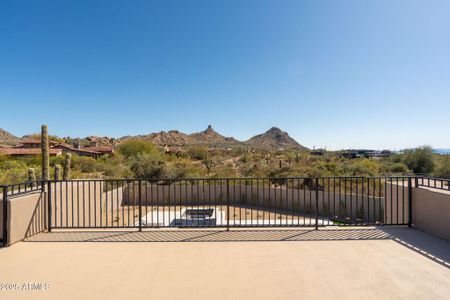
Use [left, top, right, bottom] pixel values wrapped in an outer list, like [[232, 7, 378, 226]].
[[0, 139, 114, 158], [310, 149, 326, 156], [340, 149, 393, 159], [18, 139, 58, 148], [84, 145, 115, 155], [52, 143, 103, 158], [0, 139, 62, 157], [0, 147, 62, 157], [381, 150, 392, 157]]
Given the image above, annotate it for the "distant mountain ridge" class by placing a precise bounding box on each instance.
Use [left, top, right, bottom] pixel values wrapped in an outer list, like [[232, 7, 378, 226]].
[[121, 125, 305, 149], [0, 126, 306, 150], [434, 148, 450, 155], [0, 129, 21, 146], [124, 130, 192, 146]]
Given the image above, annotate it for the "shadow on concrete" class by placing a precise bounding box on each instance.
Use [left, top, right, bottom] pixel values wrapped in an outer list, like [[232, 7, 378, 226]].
[[25, 226, 449, 268], [24, 192, 47, 239], [26, 228, 391, 242], [380, 226, 450, 269]]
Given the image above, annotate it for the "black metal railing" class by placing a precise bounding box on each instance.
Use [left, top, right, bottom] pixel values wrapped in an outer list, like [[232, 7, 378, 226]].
[[416, 176, 450, 191], [6, 180, 44, 196], [4, 174, 450, 246], [39, 176, 413, 231], [2, 175, 426, 246]]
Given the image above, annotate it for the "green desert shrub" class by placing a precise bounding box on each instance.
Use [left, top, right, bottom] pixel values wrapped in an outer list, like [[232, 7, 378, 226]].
[[389, 162, 409, 174], [240, 160, 267, 177], [0, 159, 30, 183], [70, 155, 99, 173], [187, 146, 207, 160], [101, 162, 132, 178], [129, 153, 167, 179], [402, 146, 434, 174], [117, 139, 161, 158], [345, 159, 379, 176], [0, 168, 28, 184], [213, 163, 238, 178], [434, 156, 450, 177], [310, 160, 340, 177], [388, 154, 403, 164], [157, 158, 205, 179], [97, 154, 132, 178]]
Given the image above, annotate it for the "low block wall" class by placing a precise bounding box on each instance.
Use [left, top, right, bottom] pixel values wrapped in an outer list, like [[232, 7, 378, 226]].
[[413, 188, 450, 240], [2, 182, 120, 246], [7, 191, 47, 245], [123, 184, 384, 223]]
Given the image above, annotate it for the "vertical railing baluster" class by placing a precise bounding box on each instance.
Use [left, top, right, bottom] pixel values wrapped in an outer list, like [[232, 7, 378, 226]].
[[138, 180, 142, 231], [47, 181, 52, 232], [408, 177, 412, 227], [94, 181, 97, 228], [60, 181, 62, 228], [226, 179, 230, 231], [338, 178, 341, 224], [88, 181, 91, 228], [350, 178, 353, 224], [315, 178, 319, 230], [373, 178, 376, 225]]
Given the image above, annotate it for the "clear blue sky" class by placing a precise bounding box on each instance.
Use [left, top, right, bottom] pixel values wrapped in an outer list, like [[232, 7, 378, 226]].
[[1, 0, 449, 150]]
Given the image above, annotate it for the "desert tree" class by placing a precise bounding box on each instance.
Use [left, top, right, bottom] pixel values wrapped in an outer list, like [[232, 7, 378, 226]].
[[203, 152, 219, 175]]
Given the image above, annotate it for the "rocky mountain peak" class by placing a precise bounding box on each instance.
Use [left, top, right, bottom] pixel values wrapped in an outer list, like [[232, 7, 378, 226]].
[[245, 127, 304, 149]]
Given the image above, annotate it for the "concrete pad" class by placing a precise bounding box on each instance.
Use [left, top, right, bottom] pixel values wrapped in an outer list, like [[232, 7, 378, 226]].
[[0, 227, 449, 300]]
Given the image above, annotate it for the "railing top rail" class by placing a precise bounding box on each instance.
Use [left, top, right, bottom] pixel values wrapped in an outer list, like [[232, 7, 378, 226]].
[[413, 172, 450, 178], [1, 180, 44, 197], [417, 176, 450, 181], [2, 180, 44, 187], [416, 176, 450, 191], [45, 175, 416, 182], [0, 175, 423, 187], [3, 175, 448, 189]]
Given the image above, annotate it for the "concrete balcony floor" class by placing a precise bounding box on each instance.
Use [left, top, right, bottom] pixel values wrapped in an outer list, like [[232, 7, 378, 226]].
[[0, 226, 449, 299]]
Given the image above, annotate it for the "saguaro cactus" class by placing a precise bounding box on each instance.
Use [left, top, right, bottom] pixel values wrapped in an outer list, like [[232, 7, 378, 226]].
[[63, 153, 72, 180], [203, 152, 216, 174], [54, 165, 61, 180], [242, 151, 248, 163], [28, 168, 36, 182], [28, 168, 37, 188], [41, 125, 50, 180]]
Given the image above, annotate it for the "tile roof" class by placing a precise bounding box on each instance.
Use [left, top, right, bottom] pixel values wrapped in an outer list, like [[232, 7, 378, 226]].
[[0, 148, 62, 155], [83, 146, 114, 153], [53, 143, 101, 155]]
